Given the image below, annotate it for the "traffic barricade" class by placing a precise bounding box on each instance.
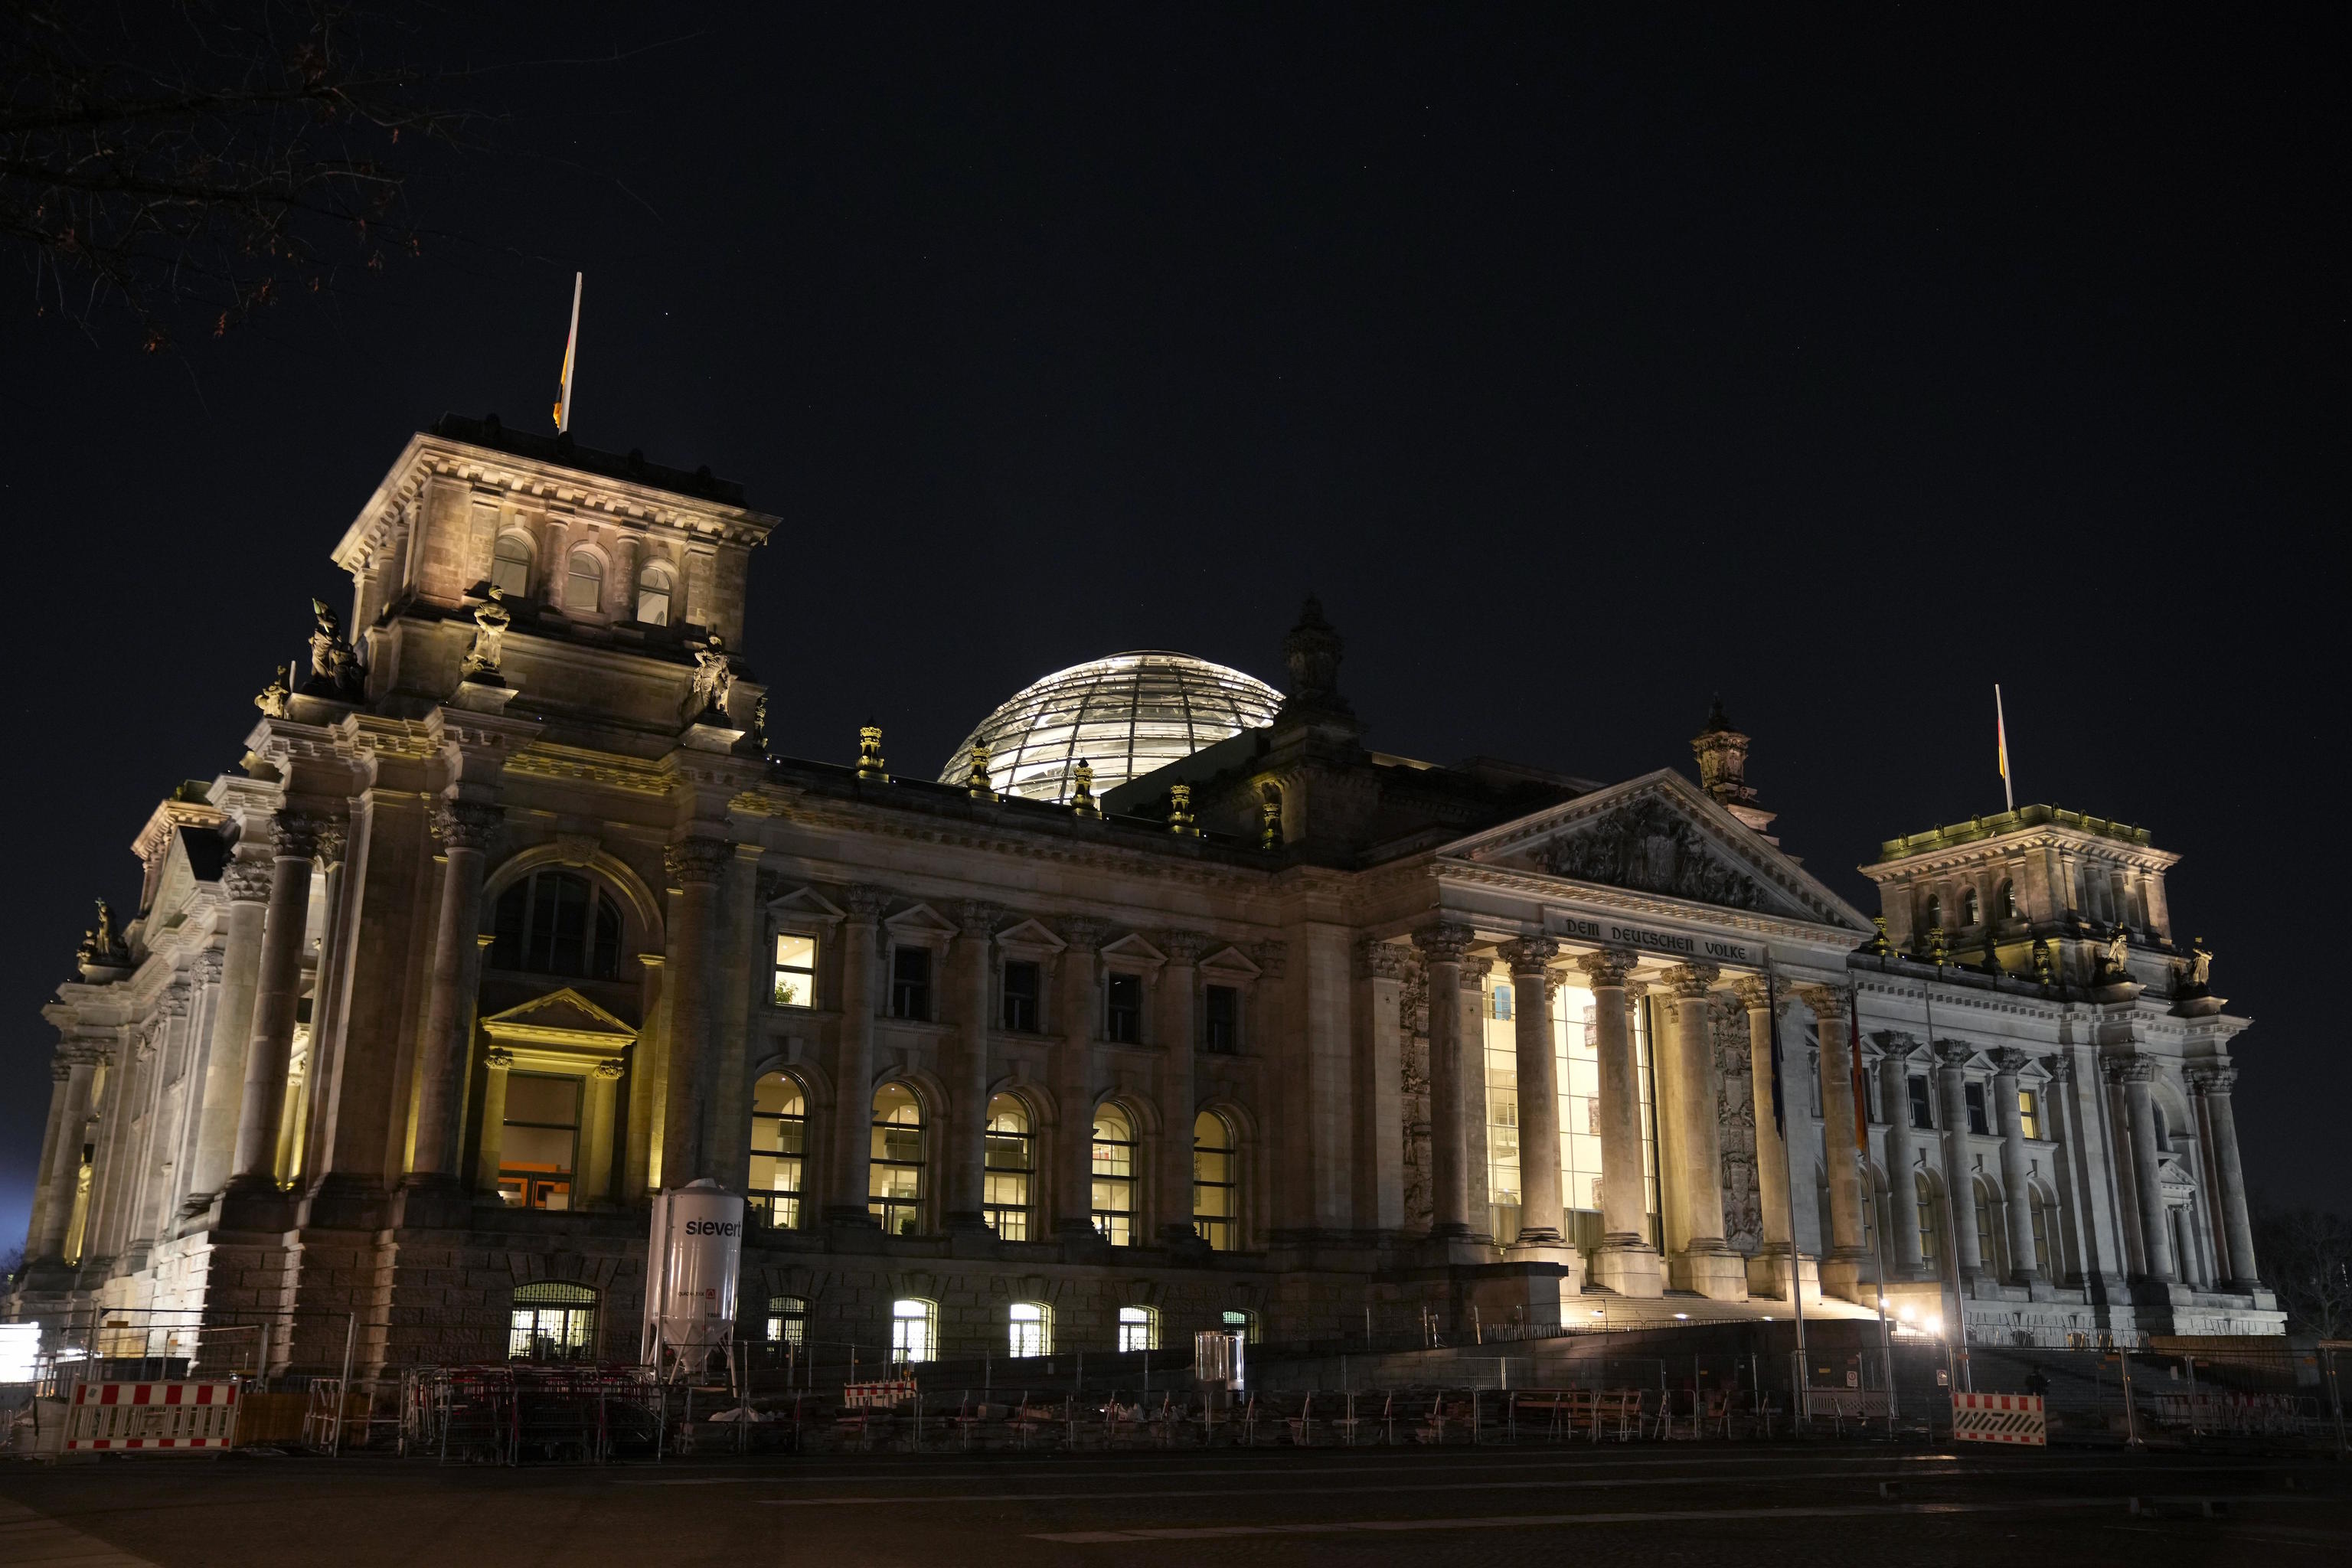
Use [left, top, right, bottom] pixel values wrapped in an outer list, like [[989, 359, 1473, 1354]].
[[64, 1380, 241, 1452], [1951, 1390, 2046, 1446]]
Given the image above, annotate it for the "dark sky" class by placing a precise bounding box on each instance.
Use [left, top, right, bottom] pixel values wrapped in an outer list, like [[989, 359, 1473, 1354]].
[[2, 5, 2343, 1250]]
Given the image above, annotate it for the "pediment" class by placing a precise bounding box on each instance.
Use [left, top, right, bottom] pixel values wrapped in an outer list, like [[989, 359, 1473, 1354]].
[[766, 884, 845, 922], [1199, 944, 1263, 980], [883, 901, 958, 936], [482, 988, 635, 1043], [1101, 932, 1167, 965], [1446, 770, 1868, 930], [995, 917, 1067, 953]]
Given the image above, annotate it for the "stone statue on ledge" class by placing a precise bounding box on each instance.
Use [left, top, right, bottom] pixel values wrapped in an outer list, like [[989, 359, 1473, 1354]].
[[305, 599, 367, 701], [461, 587, 512, 681], [691, 635, 734, 719], [254, 666, 290, 718]]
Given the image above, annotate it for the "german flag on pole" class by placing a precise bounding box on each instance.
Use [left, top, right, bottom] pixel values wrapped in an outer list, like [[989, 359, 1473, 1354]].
[[1995, 684, 2014, 814], [553, 272, 582, 433]]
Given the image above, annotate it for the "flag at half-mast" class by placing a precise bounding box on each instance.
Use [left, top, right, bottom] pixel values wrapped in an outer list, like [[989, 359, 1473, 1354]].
[[553, 273, 583, 433]]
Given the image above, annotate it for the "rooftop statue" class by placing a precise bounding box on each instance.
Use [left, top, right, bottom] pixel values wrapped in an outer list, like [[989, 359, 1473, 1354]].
[[691, 634, 734, 718], [462, 587, 512, 680]]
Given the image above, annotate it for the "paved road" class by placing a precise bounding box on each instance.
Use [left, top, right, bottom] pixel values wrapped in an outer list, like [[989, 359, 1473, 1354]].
[[3, 1444, 2347, 1566]]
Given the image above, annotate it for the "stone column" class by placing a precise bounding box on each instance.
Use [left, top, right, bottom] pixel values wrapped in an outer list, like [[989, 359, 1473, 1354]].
[[1157, 931, 1207, 1243], [625, 955, 665, 1198], [1661, 964, 1743, 1299], [1935, 1042, 1985, 1282], [1990, 1048, 2040, 1285], [24, 1060, 75, 1261], [473, 1048, 514, 1194], [1050, 916, 1106, 1240], [944, 901, 999, 1230], [658, 835, 731, 1189], [583, 1060, 624, 1205], [1356, 940, 1408, 1233], [406, 802, 501, 1190], [182, 858, 272, 1213], [825, 886, 887, 1223], [32, 1058, 96, 1260], [1579, 949, 1661, 1295], [704, 847, 763, 1188], [1413, 923, 1474, 1240], [2188, 1063, 2259, 1289], [1498, 938, 1564, 1246], [1799, 985, 1870, 1299], [296, 826, 351, 1185], [1733, 978, 1798, 1295], [2110, 1058, 2174, 1285], [227, 812, 326, 1196], [1874, 1033, 1923, 1273]]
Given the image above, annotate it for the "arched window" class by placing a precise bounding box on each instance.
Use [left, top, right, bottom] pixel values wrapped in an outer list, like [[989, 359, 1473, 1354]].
[[492, 533, 534, 597], [1090, 1104, 1137, 1245], [1973, 1178, 2005, 1278], [488, 871, 623, 981], [1915, 1171, 1941, 1269], [1193, 1110, 1238, 1251], [635, 563, 673, 626], [764, 1294, 806, 1347], [890, 1298, 936, 1364], [1008, 1301, 1052, 1357], [2027, 1187, 2053, 1276], [2151, 1102, 2171, 1153], [509, 1281, 596, 1361], [1998, 880, 2019, 921], [983, 1093, 1033, 1240], [869, 1084, 924, 1235], [564, 547, 604, 613], [1923, 894, 1943, 932], [1118, 1305, 1157, 1352], [1961, 888, 1981, 927], [749, 1073, 805, 1230]]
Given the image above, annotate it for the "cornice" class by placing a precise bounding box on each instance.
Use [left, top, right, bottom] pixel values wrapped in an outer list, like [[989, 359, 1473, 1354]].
[[776, 800, 1272, 894], [505, 743, 675, 797], [1433, 858, 1864, 950]]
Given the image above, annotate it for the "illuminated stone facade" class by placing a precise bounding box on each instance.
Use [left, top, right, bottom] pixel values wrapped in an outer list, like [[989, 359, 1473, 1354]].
[[5, 421, 2279, 1374]]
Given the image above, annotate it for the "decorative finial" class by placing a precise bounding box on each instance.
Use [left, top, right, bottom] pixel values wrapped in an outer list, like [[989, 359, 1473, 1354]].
[[1259, 783, 1284, 850], [1860, 914, 1893, 958], [1927, 926, 1949, 967], [1070, 760, 1100, 818], [254, 665, 290, 718], [965, 745, 995, 802], [1168, 783, 1198, 836], [856, 726, 888, 781]]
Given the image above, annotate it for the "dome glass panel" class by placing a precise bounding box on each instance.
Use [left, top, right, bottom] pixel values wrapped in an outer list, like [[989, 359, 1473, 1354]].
[[942, 652, 1284, 802]]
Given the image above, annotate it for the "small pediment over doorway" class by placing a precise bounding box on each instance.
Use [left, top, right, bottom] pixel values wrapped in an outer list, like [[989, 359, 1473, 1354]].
[[481, 988, 636, 1050]]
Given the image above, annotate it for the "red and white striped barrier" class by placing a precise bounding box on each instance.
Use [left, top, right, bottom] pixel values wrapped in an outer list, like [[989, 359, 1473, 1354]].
[[64, 1381, 241, 1452], [1950, 1391, 2046, 1446]]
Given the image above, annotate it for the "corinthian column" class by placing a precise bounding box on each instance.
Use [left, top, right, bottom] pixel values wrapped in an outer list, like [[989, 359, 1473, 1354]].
[[658, 835, 732, 1188], [1413, 923, 1474, 1240], [407, 801, 501, 1188], [1050, 916, 1106, 1240], [944, 901, 1000, 1230], [825, 887, 887, 1223], [1157, 930, 1207, 1244], [183, 858, 273, 1214], [1498, 938, 1565, 1246], [1733, 977, 1798, 1297], [1874, 1032, 1924, 1272], [1579, 949, 1661, 1295], [2110, 1057, 2174, 1285], [2187, 1063, 2259, 1289], [33, 1057, 97, 1260], [1936, 1042, 1986, 1283], [1661, 963, 1743, 1299], [227, 812, 327, 1196], [1799, 985, 1871, 1301], [1990, 1047, 2040, 1285]]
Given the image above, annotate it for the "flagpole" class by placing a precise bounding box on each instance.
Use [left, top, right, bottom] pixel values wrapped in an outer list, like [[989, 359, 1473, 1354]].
[[1766, 966, 1809, 1429], [554, 272, 583, 433], [1995, 684, 2014, 814], [1920, 972, 1968, 1393]]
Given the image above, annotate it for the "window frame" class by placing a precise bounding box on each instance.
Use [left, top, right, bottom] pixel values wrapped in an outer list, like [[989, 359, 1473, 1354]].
[[1008, 1301, 1052, 1358], [748, 1072, 807, 1230], [764, 1293, 807, 1347], [1090, 1102, 1138, 1245], [635, 561, 675, 627], [508, 1281, 597, 1362], [1906, 1073, 1935, 1131], [1963, 1081, 1989, 1136], [491, 531, 535, 599], [498, 1071, 583, 1211], [1103, 971, 1145, 1044], [869, 1083, 926, 1236], [1203, 984, 1241, 1054], [562, 546, 606, 616], [1001, 959, 1043, 1033], [1117, 1305, 1157, 1353], [1192, 1109, 1239, 1251], [771, 929, 819, 1009], [2016, 1087, 2040, 1141], [982, 1093, 1034, 1240], [488, 870, 626, 982], [890, 946, 935, 1022], [890, 1298, 936, 1365]]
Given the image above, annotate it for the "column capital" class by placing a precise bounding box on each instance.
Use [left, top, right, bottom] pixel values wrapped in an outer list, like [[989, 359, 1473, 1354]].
[[270, 808, 334, 861], [1730, 975, 1773, 1011], [1158, 929, 1212, 966], [1576, 946, 1638, 988], [2185, 1061, 2238, 1095], [1249, 939, 1289, 978], [1661, 962, 1722, 998], [662, 834, 733, 885], [842, 883, 891, 922], [1059, 913, 1111, 952], [956, 900, 1003, 941], [1411, 922, 1475, 964], [1459, 953, 1493, 984], [1988, 1047, 2033, 1077], [2104, 1055, 2155, 1086], [2040, 1050, 2076, 1085], [593, 1058, 627, 1080], [1869, 1029, 1921, 1062], [1357, 939, 1410, 982], [1793, 982, 1848, 1021], [432, 800, 504, 854], [483, 1047, 515, 1070], [220, 855, 275, 903], [1932, 1039, 1975, 1070], [1495, 936, 1559, 975]]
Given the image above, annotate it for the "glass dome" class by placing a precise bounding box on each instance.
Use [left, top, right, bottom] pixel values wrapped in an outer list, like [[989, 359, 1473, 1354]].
[[942, 652, 1284, 803]]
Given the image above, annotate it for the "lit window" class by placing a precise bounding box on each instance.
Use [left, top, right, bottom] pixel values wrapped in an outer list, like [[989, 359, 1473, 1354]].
[[1221, 1308, 1256, 1344], [1907, 1074, 1935, 1131], [1001, 960, 1041, 1031], [1491, 982, 1514, 1021], [1118, 1305, 1156, 1352], [891, 947, 933, 1021], [749, 1073, 805, 1230], [491, 534, 534, 598], [773, 933, 816, 1008], [1091, 1103, 1136, 1245], [1009, 1301, 1051, 1357], [488, 871, 625, 981], [765, 1294, 806, 1347], [869, 1084, 924, 1235], [509, 1282, 596, 1361], [1965, 1082, 1989, 1135], [1193, 1110, 1237, 1251], [1204, 985, 1240, 1054], [983, 1093, 1032, 1240], [1105, 973, 1142, 1043], [564, 548, 603, 614], [890, 1298, 935, 1364], [2016, 1089, 2040, 1141], [498, 1073, 580, 1210], [635, 564, 673, 626]]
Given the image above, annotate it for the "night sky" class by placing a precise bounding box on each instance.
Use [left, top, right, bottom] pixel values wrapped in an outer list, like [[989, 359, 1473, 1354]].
[[2, 7, 2342, 1250]]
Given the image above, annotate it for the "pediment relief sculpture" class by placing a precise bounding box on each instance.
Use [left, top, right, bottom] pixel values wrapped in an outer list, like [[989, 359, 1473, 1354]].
[[1518, 797, 1766, 912]]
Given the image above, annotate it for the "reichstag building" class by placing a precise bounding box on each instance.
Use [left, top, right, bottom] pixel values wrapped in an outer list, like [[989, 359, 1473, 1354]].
[[5, 418, 2280, 1376]]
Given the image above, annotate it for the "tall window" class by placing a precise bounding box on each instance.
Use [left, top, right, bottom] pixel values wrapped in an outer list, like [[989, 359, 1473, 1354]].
[[749, 1073, 805, 1230], [1193, 1110, 1237, 1250], [1916, 1172, 1941, 1268], [1009, 1302, 1051, 1357], [1105, 973, 1143, 1042], [765, 1294, 807, 1347], [1204, 985, 1240, 1054], [1118, 1305, 1157, 1352], [1973, 1178, 2004, 1276], [773, 933, 817, 1008], [1998, 880, 2019, 920], [635, 564, 673, 626], [890, 1298, 936, 1364], [489, 871, 623, 980], [1924, 893, 1942, 930], [498, 1074, 580, 1210], [1001, 960, 1041, 1031], [1484, 979, 1521, 1243], [2016, 1088, 2040, 1140], [509, 1282, 596, 1361], [1221, 1308, 1256, 1344], [869, 1084, 925, 1235], [564, 548, 603, 613], [2151, 1103, 2171, 1153], [492, 533, 534, 597], [1964, 1082, 1989, 1135], [1090, 1103, 1137, 1244], [891, 947, 933, 1021], [1907, 1074, 1935, 1130], [983, 1093, 1033, 1239], [1961, 887, 1981, 926], [2027, 1187, 2053, 1276]]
